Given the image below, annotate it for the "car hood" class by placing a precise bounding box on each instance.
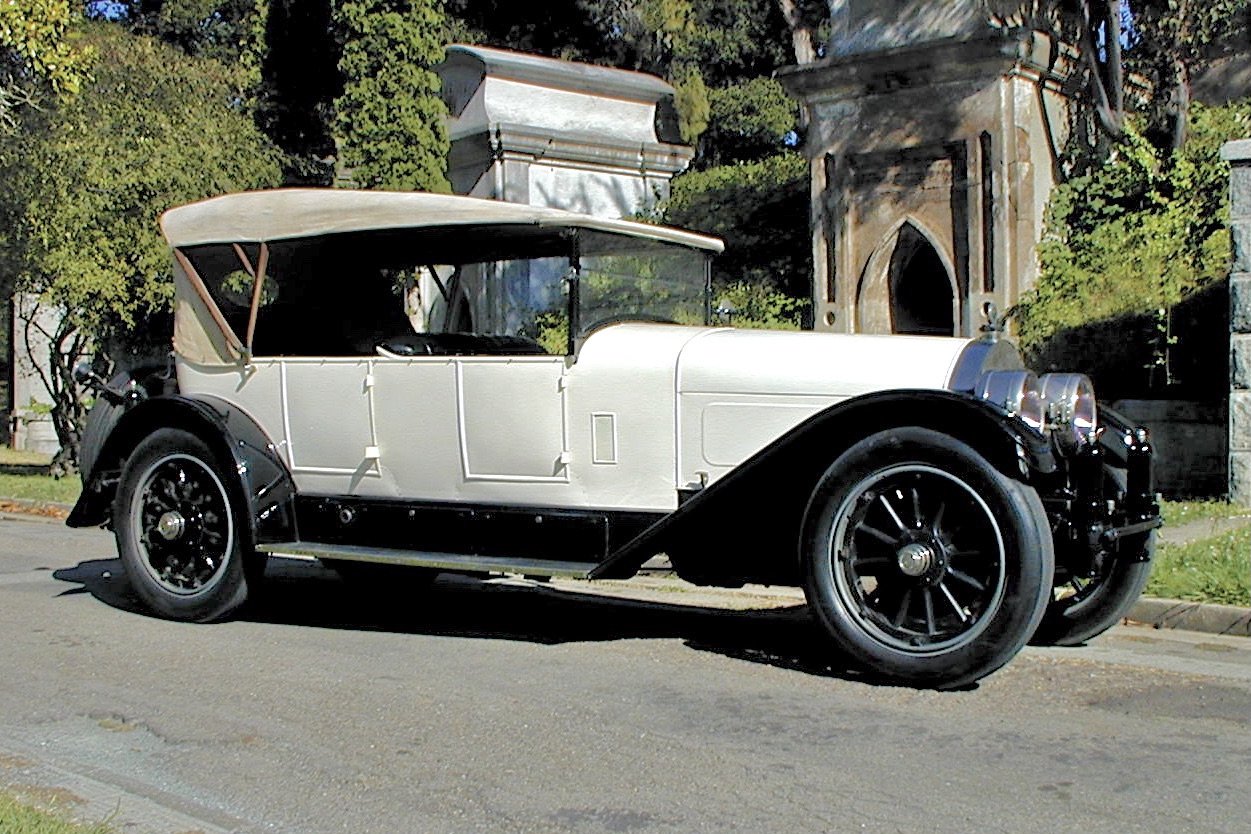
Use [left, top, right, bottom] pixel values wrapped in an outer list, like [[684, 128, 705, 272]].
[[579, 323, 976, 397]]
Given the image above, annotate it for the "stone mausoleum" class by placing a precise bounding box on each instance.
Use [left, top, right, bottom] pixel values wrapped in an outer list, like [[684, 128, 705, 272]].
[[779, 0, 1074, 337], [436, 44, 693, 216]]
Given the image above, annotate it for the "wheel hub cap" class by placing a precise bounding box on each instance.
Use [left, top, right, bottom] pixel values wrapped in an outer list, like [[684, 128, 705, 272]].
[[156, 511, 187, 541], [896, 542, 936, 577]]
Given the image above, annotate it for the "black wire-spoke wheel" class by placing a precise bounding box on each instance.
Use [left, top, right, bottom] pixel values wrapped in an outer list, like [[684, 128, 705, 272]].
[[802, 428, 1053, 689], [132, 454, 233, 595], [1032, 467, 1155, 647], [830, 464, 1006, 654], [116, 429, 253, 622]]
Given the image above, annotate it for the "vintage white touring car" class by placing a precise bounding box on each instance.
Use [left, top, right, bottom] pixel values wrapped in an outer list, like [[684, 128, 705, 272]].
[[69, 189, 1160, 688]]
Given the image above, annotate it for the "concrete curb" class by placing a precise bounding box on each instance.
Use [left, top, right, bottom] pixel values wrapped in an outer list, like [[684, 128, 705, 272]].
[[1126, 597, 1251, 638]]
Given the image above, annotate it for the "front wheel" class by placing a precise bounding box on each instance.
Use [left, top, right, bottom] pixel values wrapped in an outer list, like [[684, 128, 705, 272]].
[[801, 427, 1054, 689], [115, 428, 254, 622]]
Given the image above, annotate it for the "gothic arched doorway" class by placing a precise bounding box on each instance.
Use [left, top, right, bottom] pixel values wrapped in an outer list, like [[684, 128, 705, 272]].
[[888, 224, 956, 336]]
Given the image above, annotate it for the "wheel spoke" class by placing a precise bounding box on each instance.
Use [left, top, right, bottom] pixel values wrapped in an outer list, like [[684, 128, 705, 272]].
[[938, 582, 969, 623], [892, 588, 914, 627], [922, 588, 937, 636], [852, 555, 893, 574], [132, 452, 232, 596], [947, 567, 986, 592], [879, 494, 908, 533], [821, 462, 1008, 656], [857, 523, 897, 546]]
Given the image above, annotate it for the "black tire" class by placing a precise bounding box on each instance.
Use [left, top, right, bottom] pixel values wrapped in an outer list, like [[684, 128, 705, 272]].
[[801, 427, 1054, 689], [115, 428, 254, 622], [1032, 468, 1155, 647]]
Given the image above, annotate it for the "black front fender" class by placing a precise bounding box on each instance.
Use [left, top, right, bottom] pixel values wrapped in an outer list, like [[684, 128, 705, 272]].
[[67, 395, 297, 546], [593, 389, 1055, 583]]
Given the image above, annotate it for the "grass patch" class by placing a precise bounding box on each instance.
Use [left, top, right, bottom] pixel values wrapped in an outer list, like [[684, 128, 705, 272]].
[[1160, 499, 1251, 527], [0, 472, 81, 505], [0, 791, 115, 834], [0, 447, 52, 466], [1145, 526, 1251, 607]]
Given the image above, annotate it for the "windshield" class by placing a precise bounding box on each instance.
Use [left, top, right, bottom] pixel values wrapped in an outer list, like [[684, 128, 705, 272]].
[[577, 232, 710, 338]]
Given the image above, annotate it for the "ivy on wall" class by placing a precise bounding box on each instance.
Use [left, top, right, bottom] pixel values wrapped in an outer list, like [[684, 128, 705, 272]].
[[1015, 100, 1251, 397]]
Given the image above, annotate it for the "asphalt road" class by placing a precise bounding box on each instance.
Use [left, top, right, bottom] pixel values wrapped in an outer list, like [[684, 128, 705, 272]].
[[2, 515, 1250, 834]]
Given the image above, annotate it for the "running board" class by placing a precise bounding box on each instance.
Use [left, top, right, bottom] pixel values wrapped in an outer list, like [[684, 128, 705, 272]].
[[258, 541, 597, 579]]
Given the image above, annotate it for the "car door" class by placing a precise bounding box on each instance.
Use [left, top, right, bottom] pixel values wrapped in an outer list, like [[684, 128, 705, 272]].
[[368, 353, 569, 502]]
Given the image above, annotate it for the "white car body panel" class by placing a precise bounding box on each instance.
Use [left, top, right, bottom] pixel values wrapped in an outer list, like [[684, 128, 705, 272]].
[[674, 329, 971, 485], [179, 324, 975, 513]]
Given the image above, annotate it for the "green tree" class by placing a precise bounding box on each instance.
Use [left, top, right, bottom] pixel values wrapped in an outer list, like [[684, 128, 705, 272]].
[[95, 0, 259, 63], [661, 153, 810, 299], [445, 0, 606, 60], [700, 76, 796, 166], [0, 0, 90, 130], [254, 0, 340, 184], [0, 21, 282, 470], [1126, 0, 1251, 149], [333, 0, 450, 191], [1016, 100, 1250, 393]]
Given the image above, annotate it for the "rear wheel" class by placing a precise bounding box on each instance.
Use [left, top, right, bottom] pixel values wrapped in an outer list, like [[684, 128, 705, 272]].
[[115, 428, 254, 622], [801, 427, 1053, 689]]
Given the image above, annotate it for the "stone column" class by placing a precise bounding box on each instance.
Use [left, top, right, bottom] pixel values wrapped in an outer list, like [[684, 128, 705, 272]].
[[1225, 139, 1251, 506]]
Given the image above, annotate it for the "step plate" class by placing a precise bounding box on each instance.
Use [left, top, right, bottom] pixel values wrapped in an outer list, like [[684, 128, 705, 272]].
[[258, 541, 597, 579]]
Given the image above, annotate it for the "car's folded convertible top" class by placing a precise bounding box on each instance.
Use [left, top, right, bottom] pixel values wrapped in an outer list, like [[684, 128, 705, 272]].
[[160, 188, 725, 251]]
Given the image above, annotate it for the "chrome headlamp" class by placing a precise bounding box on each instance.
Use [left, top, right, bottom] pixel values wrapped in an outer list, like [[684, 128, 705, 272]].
[[1038, 373, 1098, 451], [976, 370, 1045, 433]]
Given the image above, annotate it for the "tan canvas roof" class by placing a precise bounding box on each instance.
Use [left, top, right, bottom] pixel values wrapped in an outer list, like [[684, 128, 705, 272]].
[[159, 188, 724, 253]]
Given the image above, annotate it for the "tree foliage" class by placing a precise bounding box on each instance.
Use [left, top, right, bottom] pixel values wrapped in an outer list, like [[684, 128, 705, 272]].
[[98, 0, 260, 63], [1016, 100, 1250, 392], [0, 0, 90, 130], [701, 77, 796, 166], [662, 153, 810, 299], [334, 0, 449, 192], [1017, 3, 1251, 397], [0, 21, 281, 469], [1125, 0, 1251, 149]]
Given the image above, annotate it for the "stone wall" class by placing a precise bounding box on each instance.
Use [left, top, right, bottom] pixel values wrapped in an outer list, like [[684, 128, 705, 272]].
[[1113, 399, 1227, 498], [1227, 139, 1251, 506]]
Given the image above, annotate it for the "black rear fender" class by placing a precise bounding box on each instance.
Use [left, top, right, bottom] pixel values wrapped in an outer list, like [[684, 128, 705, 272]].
[[600, 389, 1054, 585], [67, 395, 297, 545]]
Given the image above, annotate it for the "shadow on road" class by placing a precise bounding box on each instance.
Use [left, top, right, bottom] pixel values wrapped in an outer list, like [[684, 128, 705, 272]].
[[52, 556, 895, 686]]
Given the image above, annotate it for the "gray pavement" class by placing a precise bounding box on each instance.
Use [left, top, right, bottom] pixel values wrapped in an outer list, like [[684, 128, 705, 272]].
[[2, 517, 1251, 833]]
